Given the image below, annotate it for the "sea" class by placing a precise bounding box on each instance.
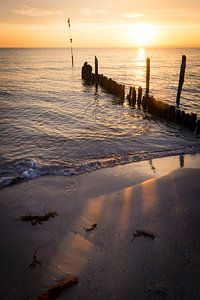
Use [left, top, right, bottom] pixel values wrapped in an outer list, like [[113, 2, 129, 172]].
[[0, 47, 200, 188]]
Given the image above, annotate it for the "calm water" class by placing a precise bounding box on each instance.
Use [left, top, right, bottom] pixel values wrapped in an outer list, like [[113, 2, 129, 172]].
[[0, 48, 200, 187]]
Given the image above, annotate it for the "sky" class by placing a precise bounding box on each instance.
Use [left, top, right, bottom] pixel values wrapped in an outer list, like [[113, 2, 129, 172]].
[[1, 0, 200, 47]]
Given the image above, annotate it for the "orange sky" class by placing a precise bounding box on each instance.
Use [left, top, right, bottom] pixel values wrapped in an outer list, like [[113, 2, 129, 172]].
[[1, 0, 200, 47]]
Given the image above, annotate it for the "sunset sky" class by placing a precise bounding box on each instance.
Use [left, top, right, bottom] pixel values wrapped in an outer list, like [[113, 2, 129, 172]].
[[1, 0, 200, 47]]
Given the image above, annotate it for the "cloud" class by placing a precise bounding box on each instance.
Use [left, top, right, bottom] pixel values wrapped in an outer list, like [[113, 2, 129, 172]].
[[13, 5, 63, 17], [122, 13, 145, 19], [82, 9, 107, 17]]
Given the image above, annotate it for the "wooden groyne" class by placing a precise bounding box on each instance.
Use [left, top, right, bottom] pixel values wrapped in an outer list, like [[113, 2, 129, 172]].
[[81, 62, 94, 84], [81, 60, 125, 101], [81, 56, 199, 135], [142, 94, 200, 134], [127, 86, 143, 108]]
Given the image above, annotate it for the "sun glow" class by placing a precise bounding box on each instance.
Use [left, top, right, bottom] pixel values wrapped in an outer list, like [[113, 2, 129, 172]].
[[130, 23, 158, 46]]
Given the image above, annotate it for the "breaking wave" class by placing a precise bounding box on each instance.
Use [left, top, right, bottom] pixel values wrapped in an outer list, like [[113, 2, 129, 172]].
[[1, 147, 200, 189]]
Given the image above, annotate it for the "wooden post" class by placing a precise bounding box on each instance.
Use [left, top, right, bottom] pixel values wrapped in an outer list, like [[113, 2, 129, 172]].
[[87, 64, 92, 82], [195, 120, 200, 135], [146, 57, 150, 94], [148, 96, 153, 113], [183, 113, 190, 127], [175, 109, 181, 123], [142, 94, 149, 111], [132, 86, 136, 107], [180, 110, 186, 125], [168, 105, 175, 121], [95, 56, 98, 87], [137, 86, 142, 108], [128, 86, 132, 105], [82, 62, 87, 79], [162, 103, 169, 119], [176, 55, 186, 106], [189, 113, 197, 130]]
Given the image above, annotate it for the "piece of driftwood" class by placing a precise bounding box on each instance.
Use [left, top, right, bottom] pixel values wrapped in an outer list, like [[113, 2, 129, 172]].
[[131, 229, 155, 242], [38, 277, 78, 300], [85, 223, 97, 232], [18, 211, 57, 225]]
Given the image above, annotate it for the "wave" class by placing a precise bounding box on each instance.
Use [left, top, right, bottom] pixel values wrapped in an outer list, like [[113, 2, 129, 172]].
[[1, 147, 200, 189]]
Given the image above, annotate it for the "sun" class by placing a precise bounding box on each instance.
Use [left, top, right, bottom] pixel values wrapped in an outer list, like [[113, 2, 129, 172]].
[[130, 23, 158, 46]]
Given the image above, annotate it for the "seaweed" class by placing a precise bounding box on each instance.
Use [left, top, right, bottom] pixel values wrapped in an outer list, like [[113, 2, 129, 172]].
[[85, 223, 97, 232], [18, 211, 57, 225], [38, 277, 78, 300], [131, 229, 155, 242], [28, 239, 54, 270]]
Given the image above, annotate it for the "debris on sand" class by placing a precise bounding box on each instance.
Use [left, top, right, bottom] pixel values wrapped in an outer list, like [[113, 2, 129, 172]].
[[28, 239, 54, 270], [131, 229, 155, 242], [18, 211, 57, 225], [28, 249, 41, 270], [38, 277, 78, 300], [85, 223, 97, 232]]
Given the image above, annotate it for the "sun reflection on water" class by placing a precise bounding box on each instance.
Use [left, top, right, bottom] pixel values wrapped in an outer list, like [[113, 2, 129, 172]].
[[129, 48, 146, 86], [137, 47, 145, 60]]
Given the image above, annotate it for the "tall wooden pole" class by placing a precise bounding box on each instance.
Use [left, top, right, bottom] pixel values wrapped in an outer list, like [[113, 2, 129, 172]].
[[95, 56, 98, 87], [176, 55, 186, 106], [146, 57, 150, 94]]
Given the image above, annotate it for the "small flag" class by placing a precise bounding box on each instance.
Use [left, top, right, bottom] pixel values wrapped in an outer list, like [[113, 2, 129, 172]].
[[67, 17, 70, 27]]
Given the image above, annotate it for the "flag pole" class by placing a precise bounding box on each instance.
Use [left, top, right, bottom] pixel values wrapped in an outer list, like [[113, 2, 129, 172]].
[[67, 17, 74, 67]]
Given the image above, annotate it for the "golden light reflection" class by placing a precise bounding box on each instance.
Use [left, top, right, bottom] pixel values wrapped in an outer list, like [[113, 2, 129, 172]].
[[118, 187, 133, 232], [140, 179, 158, 213], [137, 47, 145, 59], [132, 47, 146, 84], [51, 195, 105, 276], [63, 234, 93, 273], [81, 196, 105, 223]]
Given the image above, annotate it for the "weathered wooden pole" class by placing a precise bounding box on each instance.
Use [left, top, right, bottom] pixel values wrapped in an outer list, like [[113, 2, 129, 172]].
[[196, 120, 200, 135], [176, 55, 186, 106], [128, 86, 132, 105], [146, 57, 150, 94], [137, 86, 142, 108], [95, 56, 98, 87], [81, 62, 87, 79], [132, 86, 136, 107]]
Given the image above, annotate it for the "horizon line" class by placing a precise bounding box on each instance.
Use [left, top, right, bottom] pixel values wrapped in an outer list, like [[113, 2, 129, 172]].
[[1, 46, 200, 49]]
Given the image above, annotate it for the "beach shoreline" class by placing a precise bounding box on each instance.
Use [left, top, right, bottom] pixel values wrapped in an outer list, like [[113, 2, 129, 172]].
[[0, 154, 200, 299]]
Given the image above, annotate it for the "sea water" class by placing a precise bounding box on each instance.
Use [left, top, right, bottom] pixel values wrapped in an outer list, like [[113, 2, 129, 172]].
[[0, 48, 200, 187]]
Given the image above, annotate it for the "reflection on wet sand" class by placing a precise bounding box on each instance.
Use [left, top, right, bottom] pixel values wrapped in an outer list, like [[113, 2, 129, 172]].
[[149, 159, 156, 173], [50, 196, 105, 276], [179, 154, 184, 168]]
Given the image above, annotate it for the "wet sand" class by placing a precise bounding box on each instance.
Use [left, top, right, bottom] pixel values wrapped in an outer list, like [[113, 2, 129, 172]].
[[0, 154, 200, 299]]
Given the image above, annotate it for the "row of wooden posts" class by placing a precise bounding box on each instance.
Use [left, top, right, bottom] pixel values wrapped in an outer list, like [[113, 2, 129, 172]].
[[127, 86, 143, 108], [81, 56, 199, 134], [82, 59, 125, 100], [142, 94, 200, 134]]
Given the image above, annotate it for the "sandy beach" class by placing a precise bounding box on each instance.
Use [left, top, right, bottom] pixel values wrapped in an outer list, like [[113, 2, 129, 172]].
[[0, 154, 200, 299]]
